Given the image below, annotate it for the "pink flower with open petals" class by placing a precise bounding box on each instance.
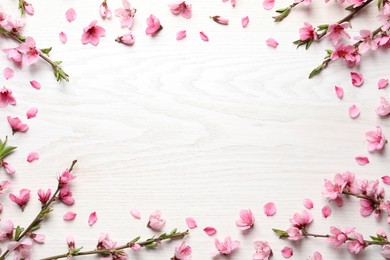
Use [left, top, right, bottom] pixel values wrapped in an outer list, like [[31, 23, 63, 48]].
[[17, 37, 41, 66], [176, 30, 186, 40], [351, 72, 364, 87], [281, 246, 293, 258], [7, 116, 28, 133], [59, 186, 74, 205], [26, 107, 38, 119], [322, 205, 332, 218], [97, 233, 117, 250], [289, 210, 313, 229], [186, 217, 197, 229], [266, 38, 278, 48], [3, 48, 23, 68], [378, 79, 389, 89], [169, 1, 192, 19], [59, 169, 76, 186], [287, 227, 302, 240], [146, 15, 162, 36], [130, 208, 141, 219], [100, 1, 112, 19], [3, 67, 14, 80], [355, 30, 377, 53], [299, 22, 318, 41], [376, 97, 390, 117], [253, 241, 272, 260], [64, 212, 77, 221], [37, 188, 51, 204], [147, 210, 165, 230], [335, 86, 344, 99], [347, 232, 366, 254], [88, 212, 97, 226], [242, 16, 249, 28], [264, 202, 276, 216], [349, 105, 360, 119], [366, 126, 386, 152], [327, 226, 355, 248], [215, 236, 240, 255], [200, 31, 209, 41], [263, 0, 275, 9], [236, 209, 255, 230], [65, 8, 76, 22], [115, 0, 136, 28], [0, 87, 16, 108], [30, 80, 41, 90], [0, 220, 14, 241], [174, 241, 192, 260], [7, 240, 33, 259], [204, 227, 217, 235], [326, 22, 350, 45], [82, 21, 105, 46], [9, 189, 31, 210], [27, 152, 39, 162], [330, 43, 360, 67]]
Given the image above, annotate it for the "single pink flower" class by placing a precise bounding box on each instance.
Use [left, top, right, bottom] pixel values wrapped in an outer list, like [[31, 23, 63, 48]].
[[215, 236, 240, 255], [365, 126, 386, 152], [253, 241, 272, 260], [289, 210, 313, 229], [7, 240, 33, 259], [349, 105, 360, 119], [9, 188, 31, 210], [186, 217, 197, 229], [354, 30, 377, 53], [266, 38, 278, 48], [355, 156, 369, 166], [0, 220, 14, 241], [100, 0, 112, 19], [200, 31, 209, 41], [64, 211, 77, 221], [287, 227, 302, 240], [211, 15, 229, 25], [330, 43, 360, 67], [299, 22, 318, 41], [326, 22, 350, 45], [59, 186, 75, 205], [264, 202, 276, 216], [360, 198, 375, 216], [335, 86, 344, 99], [3, 67, 14, 80], [169, 1, 192, 19], [3, 48, 22, 68], [174, 241, 192, 260], [82, 20, 105, 46], [176, 30, 187, 40], [323, 174, 347, 201], [322, 205, 332, 218], [281, 246, 293, 258], [204, 227, 217, 235], [2, 161, 15, 174], [303, 198, 314, 209], [115, 0, 136, 28], [147, 210, 165, 230], [59, 32, 67, 43], [351, 72, 364, 87], [59, 169, 76, 186], [311, 252, 323, 260], [378, 3, 390, 31], [242, 16, 249, 28], [346, 232, 366, 254], [65, 8, 77, 22], [0, 87, 16, 108], [378, 79, 389, 89], [96, 233, 116, 250], [376, 97, 390, 116], [0, 180, 10, 194], [235, 209, 255, 230], [88, 211, 98, 226], [17, 37, 41, 66], [116, 33, 135, 46], [382, 245, 390, 259], [327, 226, 354, 248], [27, 151, 39, 162], [7, 116, 29, 133], [130, 208, 141, 219], [37, 188, 51, 204], [29, 80, 41, 90], [145, 15, 163, 36], [263, 0, 275, 10], [382, 176, 390, 185], [26, 107, 38, 119]]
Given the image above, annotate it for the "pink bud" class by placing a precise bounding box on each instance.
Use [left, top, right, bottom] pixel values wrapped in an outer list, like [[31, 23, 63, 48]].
[[116, 33, 135, 46], [37, 189, 51, 204], [211, 15, 229, 25], [23, 1, 34, 15]]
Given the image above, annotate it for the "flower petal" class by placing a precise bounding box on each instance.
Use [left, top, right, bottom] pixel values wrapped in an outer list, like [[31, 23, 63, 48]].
[[26, 107, 38, 119], [200, 31, 209, 41], [263, 0, 275, 10], [65, 8, 77, 22], [378, 79, 388, 89], [64, 211, 77, 221], [335, 86, 344, 99], [30, 80, 41, 90], [241, 16, 249, 28], [355, 156, 369, 166], [27, 152, 39, 162], [130, 208, 141, 219], [281, 246, 293, 258], [263, 202, 276, 216], [351, 72, 364, 87], [266, 37, 278, 48], [176, 30, 187, 40], [186, 217, 197, 229], [3, 67, 14, 80], [321, 205, 332, 218], [349, 105, 360, 119], [381, 176, 390, 185], [303, 198, 314, 209], [59, 32, 67, 43], [88, 211, 97, 226], [203, 227, 217, 235]]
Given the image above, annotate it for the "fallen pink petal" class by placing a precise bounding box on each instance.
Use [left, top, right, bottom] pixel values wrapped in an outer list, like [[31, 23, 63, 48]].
[[321, 205, 332, 218], [64, 212, 77, 221], [200, 31, 209, 41], [351, 72, 364, 87], [382, 176, 390, 185], [335, 86, 344, 99], [30, 80, 41, 90], [26, 107, 38, 119], [59, 32, 67, 43], [263, 0, 275, 10], [186, 217, 197, 229], [266, 38, 278, 48], [375, 97, 390, 117], [263, 202, 276, 216], [303, 198, 314, 209], [65, 8, 77, 22], [88, 212, 97, 226], [203, 227, 217, 235], [281, 246, 293, 258], [355, 156, 369, 166], [7, 116, 29, 133], [27, 152, 39, 163], [130, 208, 141, 219], [176, 30, 187, 40], [378, 78, 389, 89], [3, 67, 14, 80], [349, 105, 360, 119], [242, 16, 249, 28]]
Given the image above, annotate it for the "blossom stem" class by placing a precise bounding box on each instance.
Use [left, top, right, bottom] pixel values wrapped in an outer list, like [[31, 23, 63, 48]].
[[40, 230, 190, 260], [342, 190, 378, 204], [0, 26, 69, 82], [273, 3, 300, 22], [0, 160, 77, 260]]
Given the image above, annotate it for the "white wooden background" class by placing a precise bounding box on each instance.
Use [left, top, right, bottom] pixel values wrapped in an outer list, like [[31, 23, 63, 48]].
[[0, 0, 389, 259]]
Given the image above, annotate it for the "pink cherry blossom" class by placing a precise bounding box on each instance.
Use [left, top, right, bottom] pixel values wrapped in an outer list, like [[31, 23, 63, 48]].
[[169, 1, 192, 19], [27, 151, 39, 162], [211, 15, 229, 25], [376, 97, 390, 116], [378, 79, 389, 89], [7, 240, 33, 259], [289, 210, 313, 229], [335, 86, 344, 99], [242, 16, 249, 28], [147, 210, 165, 230], [381, 245, 390, 259], [347, 232, 366, 254], [0, 87, 16, 108], [116, 33, 135, 46], [266, 38, 278, 48], [215, 236, 240, 255], [281, 246, 293, 258], [0, 220, 14, 241], [145, 15, 163, 36], [349, 105, 360, 119], [264, 202, 276, 216], [81, 20, 105, 46], [100, 0, 112, 19], [322, 205, 332, 218], [253, 241, 272, 260], [3, 67, 14, 80], [65, 8, 76, 22], [263, 0, 275, 9], [311, 252, 323, 260], [204, 227, 217, 235], [326, 22, 350, 45], [378, 3, 390, 31], [30, 80, 41, 90], [176, 30, 187, 40], [59, 186, 74, 205], [299, 22, 318, 41], [97, 233, 116, 250], [64, 211, 77, 221], [2, 161, 15, 174], [323, 173, 347, 201], [354, 30, 377, 53], [0, 180, 10, 194], [7, 116, 29, 133], [351, 72, 364, 87], [59, 32, 67, 43], [174, 241, 192, 260], [360, 198, 375, 216], [3, 48, 22, 68], [115, 0, 136, 28], [186, 217, 197, 229], [355, 156, 369, 166], [9, 188, 31, 209], [37, 188, 51, 204], [130, 208, 141, 219], [26, 107, 38, 119], [287, 227, 302, 240], [303, 198, 314, 209], [330, 43, 360, 67], [365, 126, 386, 152], [327, 226, 355, 248], [17, 37, 41, 66], [88, 211, 97, 226], [382, 176, 390, 185], [200, 31, 209, 41], [59, 169, 76, 186], [236, 209, 255, 230]]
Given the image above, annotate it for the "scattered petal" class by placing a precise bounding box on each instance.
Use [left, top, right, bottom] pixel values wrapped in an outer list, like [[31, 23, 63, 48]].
[[32, 234, 45, 244], [335, 86, 344, 99], [266, 38, 278, 48], [0, 87, 16, 108], [26, 107, 38, 119], [378, 79, 389, 89], [241, 16, 249, 28], [303, 198, 314, 209], [351, 72, 364, 87], [349, 105, 360, 119], [3, 67, 14, 80], [30, 80, 41, 90], [88, 212, 97, 226], [59, 32, 67, 43], [203, 227, 217, 235], [263, 202, 276, 216], [376, 97, 390, 117], [355, 156, 369, 166], [281, 246, 293, 258], [130, 208, 141, 219], [176, 30, 187, 40], [64, 212, 77, 221], [382, 176, 390, 185], [200, 31, 209, 41], [7, 116, 29, 133], [321, 205, 332, 218], [186, 217, 197, 229], [65, 8, 77, 22], [263, 0, 275, 10], [27, 152, 39, 163]]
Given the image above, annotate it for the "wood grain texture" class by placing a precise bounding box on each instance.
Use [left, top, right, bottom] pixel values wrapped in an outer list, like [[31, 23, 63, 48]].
[[0, 0, 389, 259]]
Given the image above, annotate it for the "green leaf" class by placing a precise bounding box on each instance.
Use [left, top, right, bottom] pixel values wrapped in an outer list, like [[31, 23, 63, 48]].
[[275, 8, 288, 13], [130, 236, 141, 243], [272, 228, 289, 238], [305, 40, 313, 50], [0, 146, 17, 159], [273, 8, 291, 22], [71, 247, 83, 255], [14, 226, 24, 240], [169, 228, 177, 236], [145, 242, 157, 248], [317, 24, 329, 31], [0, 137, 7, 152], [308, 65, 322, 79], [30, 224, 41, 232], [40, 47, 52, 55]]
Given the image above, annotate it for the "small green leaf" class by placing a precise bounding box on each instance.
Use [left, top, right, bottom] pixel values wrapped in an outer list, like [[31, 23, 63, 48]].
[[272, 228, 289, 238], [308, 65, 322, 79], [71, 247, 83, 255], [0, 146, 17, 159], [317, 24, 329, 31], [305, 40, 313, 50], [14, 226, 24, 240], [145, 242, 158, 248], [275, 8, 288, 13], [273, 8, 291, 22], [30, 224, 41, 232], [130, 236, 141, 243], [345, 4, 355, 11], [169, 228, 178, 236], [40, 47, 52, 55]]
